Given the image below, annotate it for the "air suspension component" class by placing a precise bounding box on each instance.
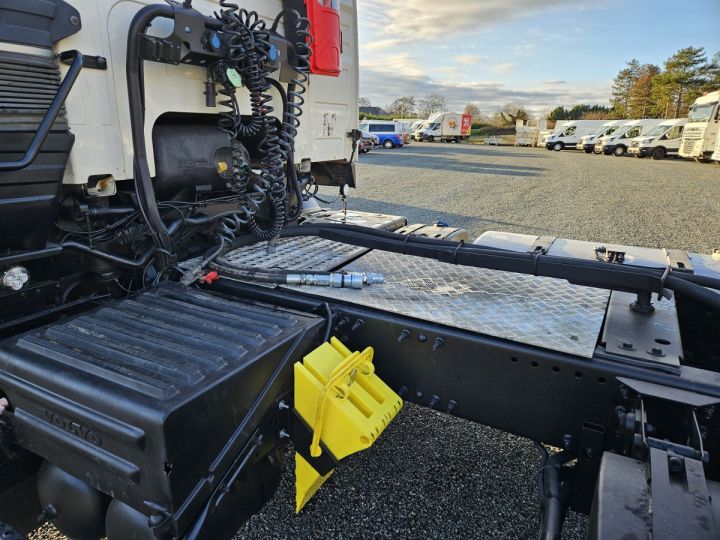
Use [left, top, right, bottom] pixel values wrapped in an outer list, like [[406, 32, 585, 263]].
[[293, 337, 402, 511]]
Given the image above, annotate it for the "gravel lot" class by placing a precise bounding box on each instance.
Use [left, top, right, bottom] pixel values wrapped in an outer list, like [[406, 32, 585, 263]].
[[342, 143, 720, 253], [31, 144, 720, 540]]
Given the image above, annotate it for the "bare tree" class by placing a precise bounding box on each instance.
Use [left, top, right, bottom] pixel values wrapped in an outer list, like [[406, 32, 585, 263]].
[[418, 94, 447, 117], [499, 103, 530, 125], [358, 97, 372, 108], [386, 96, 417, 117], [463, 103, 481, 121]]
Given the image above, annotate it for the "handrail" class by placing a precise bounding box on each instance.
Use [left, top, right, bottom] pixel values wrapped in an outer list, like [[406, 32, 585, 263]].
[[0, 51, 84, 172]]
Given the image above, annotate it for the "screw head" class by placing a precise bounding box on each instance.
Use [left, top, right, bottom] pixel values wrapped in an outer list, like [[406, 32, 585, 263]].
[[70, 15, 80, 25], [668, 455, 683, 474]]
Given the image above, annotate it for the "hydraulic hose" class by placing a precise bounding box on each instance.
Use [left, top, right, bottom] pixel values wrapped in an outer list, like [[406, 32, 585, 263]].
[[212, 262, 383, 289], [61, 241, 156, 269], [537, 450, 573, 540], [126, 4, 176, 269], [665, 275, 720, 309], [279, 223, 720, 311]]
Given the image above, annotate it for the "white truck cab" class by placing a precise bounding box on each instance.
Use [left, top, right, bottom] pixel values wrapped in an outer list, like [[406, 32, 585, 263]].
[[576, 120, 624, 153], [597, 119, 663, 156], [628, 118, 687, 160], [713, 130, 720, 163], [679, 90, 720, 161], [544, 120, 608, 151]]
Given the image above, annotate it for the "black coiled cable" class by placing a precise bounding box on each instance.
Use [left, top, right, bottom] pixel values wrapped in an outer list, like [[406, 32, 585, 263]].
[[273, 10, 312, 222], [208, 4, 313, 250]]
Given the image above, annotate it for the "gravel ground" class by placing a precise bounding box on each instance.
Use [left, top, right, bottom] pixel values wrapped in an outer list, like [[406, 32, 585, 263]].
[[337, 143, 720, 253], [29, 144, 720, 540]]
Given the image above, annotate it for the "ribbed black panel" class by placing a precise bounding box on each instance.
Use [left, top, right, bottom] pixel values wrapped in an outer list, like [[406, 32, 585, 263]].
[[0, 283, 323, 514], [0, 49, 73, 249], [14, 285, 301, 400], [0, 51, 66, 125]]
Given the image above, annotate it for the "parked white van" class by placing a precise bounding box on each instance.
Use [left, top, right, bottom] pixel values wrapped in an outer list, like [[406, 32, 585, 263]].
[[545, 120, 608, 151], [538, 121, 569, 148], [576, 120, 624, 153], [596, 119, 664, 156], [627, 118, 687, 160]]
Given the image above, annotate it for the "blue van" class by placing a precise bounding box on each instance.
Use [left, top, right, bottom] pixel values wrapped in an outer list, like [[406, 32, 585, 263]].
[[358, 120, 404, 148]]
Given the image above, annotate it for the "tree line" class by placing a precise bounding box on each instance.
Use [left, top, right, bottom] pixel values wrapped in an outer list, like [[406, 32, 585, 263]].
[[359, 95, 531, 128], [360, 46, 720, 124], [610, 47, 719, 119], [359, 94, 448, 118]]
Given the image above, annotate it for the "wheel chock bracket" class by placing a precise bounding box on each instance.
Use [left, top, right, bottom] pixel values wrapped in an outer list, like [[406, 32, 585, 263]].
[[292, 337, 403, 512]]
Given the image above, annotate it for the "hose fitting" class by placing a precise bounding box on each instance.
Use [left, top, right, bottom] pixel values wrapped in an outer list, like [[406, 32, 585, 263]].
[[285, 272, 384, 289]]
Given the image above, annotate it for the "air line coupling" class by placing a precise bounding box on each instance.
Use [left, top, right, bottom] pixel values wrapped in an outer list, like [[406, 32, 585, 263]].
[[285, 272, 384, 289]]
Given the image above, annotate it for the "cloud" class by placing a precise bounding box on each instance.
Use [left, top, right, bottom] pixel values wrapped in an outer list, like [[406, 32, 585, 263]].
[[491, 62, 515, 73], [358, 0, 595, 40], [363, 38, 405, 52], [454, 54, 484, 65], [360, 67, 610, 115], [356, 0, 610, 115], [361, 52, 426, 78]]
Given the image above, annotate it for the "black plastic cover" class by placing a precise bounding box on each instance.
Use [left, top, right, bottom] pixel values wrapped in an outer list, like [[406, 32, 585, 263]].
[[0, 0, 81, 48], [152, 123, 232, 201], [0, 283, 322, 518], [0, 50, 73, 249]]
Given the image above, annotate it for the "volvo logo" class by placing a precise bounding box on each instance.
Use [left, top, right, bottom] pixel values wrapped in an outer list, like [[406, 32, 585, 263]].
[[44, 409, 102, 446]]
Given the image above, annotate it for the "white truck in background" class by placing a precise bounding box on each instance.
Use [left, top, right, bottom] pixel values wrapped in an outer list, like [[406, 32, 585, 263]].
[[627, 118, 687, 160], [415, 112, 472, 142], [544, 120, 608, 151], [596, 119, 664, 156], [394, 118, 422, 144], [713, 131, 720, 163], [679, 90, 720, 161], [576, 120, 624, 153]]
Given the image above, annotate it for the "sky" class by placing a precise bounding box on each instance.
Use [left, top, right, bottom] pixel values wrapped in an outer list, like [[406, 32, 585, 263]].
[[356, 0, 720, 116]]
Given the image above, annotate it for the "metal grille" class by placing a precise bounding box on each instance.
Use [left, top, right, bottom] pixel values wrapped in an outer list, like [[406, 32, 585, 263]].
[[220, 236, 368, 271], [0, 51, 66, 126], [286, 251, 611, 358]]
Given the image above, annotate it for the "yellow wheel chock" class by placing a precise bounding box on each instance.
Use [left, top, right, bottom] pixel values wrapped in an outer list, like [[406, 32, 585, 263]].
[[293, 337, 403, 512]]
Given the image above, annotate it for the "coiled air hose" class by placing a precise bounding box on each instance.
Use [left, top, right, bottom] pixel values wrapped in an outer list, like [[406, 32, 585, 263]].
[[212, 4, 311, 249]]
